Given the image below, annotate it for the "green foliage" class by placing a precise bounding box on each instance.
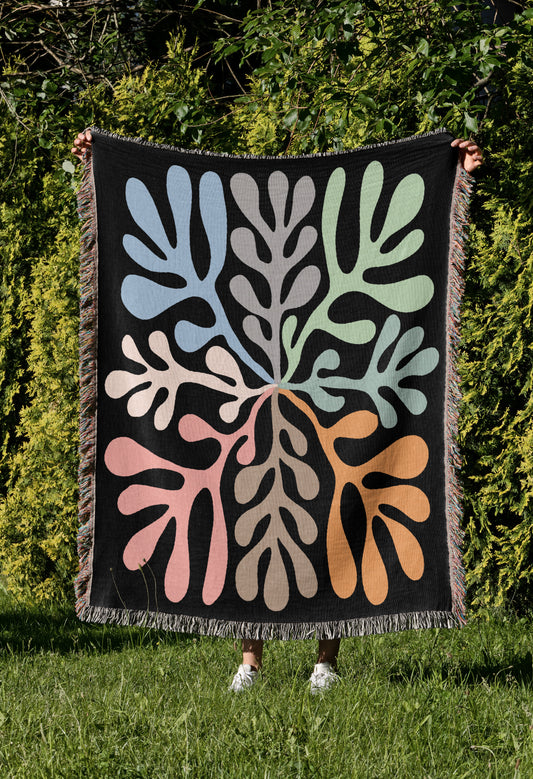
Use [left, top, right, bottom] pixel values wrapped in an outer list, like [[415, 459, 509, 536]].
[[1, 593, 533, 777], [1, 0, 186, 91], [0, 212, 29, 477], [0, 142, 53, 490], [460, 212, 533, 610], [0, 177, 80, 601], [0, 0, 532, 607], [92, 36, 215, 148], [218, 0, 531, 153], [0, 36, 225, 600], [456, 30, 533, 610]]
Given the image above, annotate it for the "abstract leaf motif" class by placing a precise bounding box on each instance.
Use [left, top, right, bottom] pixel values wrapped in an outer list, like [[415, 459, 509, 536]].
[[233, 391, 319, 611], [354, 315, 439, 428], [286, 392, 430, 606], [121, 165, 272, 382], [354, 161, 432, 310], [104, 392, 272, 605], [282, 162, 432, 380], [284, 315, 439, 428], [111, 156, 439, 613], [230, 171, 319, 380], [105, 331, 274, 429]]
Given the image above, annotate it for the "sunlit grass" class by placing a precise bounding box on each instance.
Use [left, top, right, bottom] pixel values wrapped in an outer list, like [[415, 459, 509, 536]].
[[0, 587, 531, 778]]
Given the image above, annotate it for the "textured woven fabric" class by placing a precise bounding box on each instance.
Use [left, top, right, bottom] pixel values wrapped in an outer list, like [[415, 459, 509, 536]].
[[76, 128, 471, 638]]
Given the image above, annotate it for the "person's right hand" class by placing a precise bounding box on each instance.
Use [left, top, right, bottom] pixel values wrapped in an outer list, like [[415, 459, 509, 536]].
[[71, 130, 92, 161]]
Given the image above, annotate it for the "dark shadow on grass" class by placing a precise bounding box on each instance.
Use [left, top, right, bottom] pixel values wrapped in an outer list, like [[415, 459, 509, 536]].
[[0, 601, 201, 656], [387, 651, 533, 688]]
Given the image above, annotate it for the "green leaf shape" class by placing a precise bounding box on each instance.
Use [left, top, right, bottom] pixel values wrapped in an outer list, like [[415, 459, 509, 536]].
[[282, 315, 439, 428], [281, 167, 376, 380], [282, 161, 432, 381], [356, 161, 431, 310]]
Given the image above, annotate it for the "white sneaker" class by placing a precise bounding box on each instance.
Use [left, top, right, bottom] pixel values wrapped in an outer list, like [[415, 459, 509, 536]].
[[229, 663, 258, 692], [309, 662, 339, 694]]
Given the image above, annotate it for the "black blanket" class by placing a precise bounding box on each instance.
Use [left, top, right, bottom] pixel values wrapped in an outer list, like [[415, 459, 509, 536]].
[[76, 128, 471, 637]]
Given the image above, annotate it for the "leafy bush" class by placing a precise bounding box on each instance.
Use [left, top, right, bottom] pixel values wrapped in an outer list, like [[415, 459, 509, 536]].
[[0, 1, 531, 607]]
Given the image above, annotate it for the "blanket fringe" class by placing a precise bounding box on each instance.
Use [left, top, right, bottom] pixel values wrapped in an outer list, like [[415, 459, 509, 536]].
[[446, 165, 474, 627], [77, 604, 461, 639], [87, 125, 452, 160], [75, 147, 98, 616]]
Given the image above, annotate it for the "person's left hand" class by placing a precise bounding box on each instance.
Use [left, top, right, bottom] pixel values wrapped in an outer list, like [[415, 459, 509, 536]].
[[451, 138, 483, 173]]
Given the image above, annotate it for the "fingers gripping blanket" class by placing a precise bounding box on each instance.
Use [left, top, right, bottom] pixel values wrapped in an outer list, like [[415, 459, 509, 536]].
[[76, 128, 471, 638]]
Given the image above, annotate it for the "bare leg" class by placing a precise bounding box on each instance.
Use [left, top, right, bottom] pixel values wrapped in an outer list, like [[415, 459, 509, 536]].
[[241, 638, 338, 672], [317, 638, 340, 667], [242, 638, 263, 670]]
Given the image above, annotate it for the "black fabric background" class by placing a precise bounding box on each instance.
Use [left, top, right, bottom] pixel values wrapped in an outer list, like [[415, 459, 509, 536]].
[[88, 130, 458, 626]]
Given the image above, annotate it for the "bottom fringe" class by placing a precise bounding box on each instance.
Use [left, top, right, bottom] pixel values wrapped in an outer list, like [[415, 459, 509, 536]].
[[77, 605, 462, 639]]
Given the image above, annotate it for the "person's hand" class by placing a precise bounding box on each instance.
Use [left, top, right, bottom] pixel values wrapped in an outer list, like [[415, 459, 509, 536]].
[[451, 138, 483, 173], [71, 130, 92, 161]]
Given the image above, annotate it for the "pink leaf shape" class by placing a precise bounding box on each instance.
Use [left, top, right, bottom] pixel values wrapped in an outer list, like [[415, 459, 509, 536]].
[[106, 393, 270, 606], [105, 437, 182, 477], [179, 414, 218, 443], [123, 514, 171, 570], [202, 492, 227, 606]]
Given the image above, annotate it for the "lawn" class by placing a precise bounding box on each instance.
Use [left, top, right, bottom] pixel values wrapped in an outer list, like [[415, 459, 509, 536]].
[[0, 585, 531, 778]]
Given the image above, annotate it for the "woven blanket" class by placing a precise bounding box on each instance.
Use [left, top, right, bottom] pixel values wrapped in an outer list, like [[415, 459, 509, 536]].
[[76, 128, 471, 638]]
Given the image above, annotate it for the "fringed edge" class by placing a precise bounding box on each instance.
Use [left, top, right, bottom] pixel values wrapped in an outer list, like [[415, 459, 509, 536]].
[[74, 149, 98, 617], [87, 125, 452, 161], [77, 605, 461, 639], [73, 137, 472, 636], [445, 165, 475, 627]]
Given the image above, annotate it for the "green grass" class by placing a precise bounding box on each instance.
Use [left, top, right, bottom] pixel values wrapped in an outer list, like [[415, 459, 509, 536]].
[[0, 587, 531, 778]]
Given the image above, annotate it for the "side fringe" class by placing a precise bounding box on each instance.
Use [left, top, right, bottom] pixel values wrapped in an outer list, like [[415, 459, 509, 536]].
[[77, 604, 461, 639], [75, 150, 98, 616], [446, 165, 475, 627]]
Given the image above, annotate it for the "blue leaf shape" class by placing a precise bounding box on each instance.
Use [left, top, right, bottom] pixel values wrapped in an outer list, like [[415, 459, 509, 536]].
[[200, 172, 227, 279], [121, 276, 188, 320]]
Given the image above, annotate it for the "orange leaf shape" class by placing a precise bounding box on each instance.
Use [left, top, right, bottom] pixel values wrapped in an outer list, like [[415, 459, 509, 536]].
[[281, 391, 430, 605]]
